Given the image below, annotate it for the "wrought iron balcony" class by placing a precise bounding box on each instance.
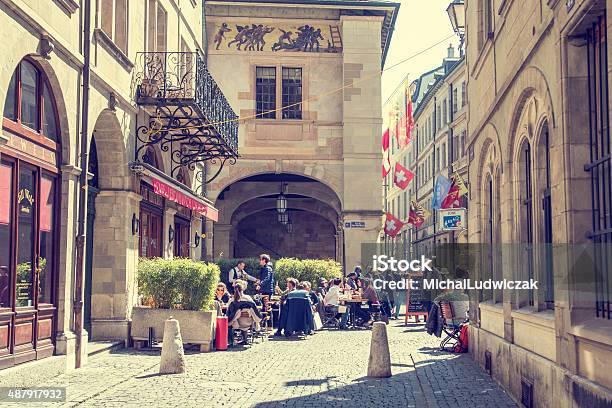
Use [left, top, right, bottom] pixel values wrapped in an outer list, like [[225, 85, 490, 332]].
[[134, 51, 238, 184]]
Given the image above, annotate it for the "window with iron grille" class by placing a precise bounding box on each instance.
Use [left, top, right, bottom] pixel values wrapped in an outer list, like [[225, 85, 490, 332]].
[[585, 13, 612, 319], [520, 141, 535, 307], [539, 122, 554, 308], [282, 68, 302, 119], [256, 67, 276, 119]]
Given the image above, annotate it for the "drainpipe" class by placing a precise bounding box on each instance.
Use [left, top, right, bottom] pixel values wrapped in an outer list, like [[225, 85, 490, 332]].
[[74, 0, 92, 369]]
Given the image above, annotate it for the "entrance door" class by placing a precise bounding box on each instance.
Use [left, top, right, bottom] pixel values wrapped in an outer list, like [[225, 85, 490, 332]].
[[0, 158, 57, 368], [174, 217, 190, 258]]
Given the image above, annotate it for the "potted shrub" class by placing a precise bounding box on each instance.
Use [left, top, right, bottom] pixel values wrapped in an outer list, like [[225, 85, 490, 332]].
[[132, 258, 220, 352]]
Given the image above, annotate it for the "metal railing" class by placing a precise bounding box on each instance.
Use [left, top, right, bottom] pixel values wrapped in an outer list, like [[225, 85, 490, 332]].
[[134, 51, 238, 155]]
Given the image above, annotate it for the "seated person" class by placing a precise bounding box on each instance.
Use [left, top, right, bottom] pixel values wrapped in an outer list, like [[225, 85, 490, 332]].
[[288, 283, 310, 300], [285, 283, 314, 335], [274, 278, 298, 336], [226, 281, 262, 331], [316, 278, 328, 297], [301, 281, 319, 306], [323, 278, 349, 329], [215, 282, 231, 304]]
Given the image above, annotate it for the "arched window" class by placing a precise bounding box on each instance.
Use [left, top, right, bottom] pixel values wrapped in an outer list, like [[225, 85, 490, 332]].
[[3, 60, 59, 143], [518, 139, 534, 307], [533, 121, 554, 309]]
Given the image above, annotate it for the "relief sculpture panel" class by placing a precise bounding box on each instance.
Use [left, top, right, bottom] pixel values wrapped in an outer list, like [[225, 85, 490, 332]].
[[212, 22, 343, 53]]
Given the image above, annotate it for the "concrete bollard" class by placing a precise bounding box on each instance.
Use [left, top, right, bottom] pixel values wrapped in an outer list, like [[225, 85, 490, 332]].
[[367, 321, 392, 378], [159, 317, 186, 374]]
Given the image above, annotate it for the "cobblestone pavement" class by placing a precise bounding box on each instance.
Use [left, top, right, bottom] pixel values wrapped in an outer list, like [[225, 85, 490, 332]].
[[30, 322, 517, 408]]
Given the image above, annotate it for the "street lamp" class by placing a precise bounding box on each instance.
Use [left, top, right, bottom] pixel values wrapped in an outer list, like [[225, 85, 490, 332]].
[[447, 0, 465, 48], [276, 182, 287, 214]]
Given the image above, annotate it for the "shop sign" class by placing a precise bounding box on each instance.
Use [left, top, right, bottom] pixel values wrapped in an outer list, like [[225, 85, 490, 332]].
[[151, 178, 219, 222]]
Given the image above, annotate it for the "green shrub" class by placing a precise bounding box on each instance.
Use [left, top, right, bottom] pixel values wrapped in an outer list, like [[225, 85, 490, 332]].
[[274, 258, 342, 290], [137, 257, 219, 310]]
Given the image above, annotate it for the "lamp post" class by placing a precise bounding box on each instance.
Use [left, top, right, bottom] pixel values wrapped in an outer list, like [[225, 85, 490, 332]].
[[446, 0, 465, 52]]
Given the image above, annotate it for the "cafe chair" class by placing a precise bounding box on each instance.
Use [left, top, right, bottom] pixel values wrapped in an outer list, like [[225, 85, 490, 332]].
[[233, 310, 256, 346], [322, 305, 341, 329], [284, 297, 314, 337], [439, 301, 469, 352]]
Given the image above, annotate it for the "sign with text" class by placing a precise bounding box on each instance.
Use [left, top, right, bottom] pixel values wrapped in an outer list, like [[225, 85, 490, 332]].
[[344, 221, 366, 229], [438, 208, 466, 231]]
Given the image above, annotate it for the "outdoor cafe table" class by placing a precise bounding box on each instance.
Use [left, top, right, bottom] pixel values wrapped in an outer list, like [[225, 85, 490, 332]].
[[340, 297, 368, 329]]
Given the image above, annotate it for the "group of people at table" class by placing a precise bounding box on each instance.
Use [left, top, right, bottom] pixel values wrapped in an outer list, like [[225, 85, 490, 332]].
[[213, 254, 400, 346]]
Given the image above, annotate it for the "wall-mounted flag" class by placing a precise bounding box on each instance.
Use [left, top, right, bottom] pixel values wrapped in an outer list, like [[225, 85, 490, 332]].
[[408, 201, 430, 229], [384, 212, 404, 237], [432, 175, 453, 209], [394, 162, 414, 190], [382, 128, 391, 178]]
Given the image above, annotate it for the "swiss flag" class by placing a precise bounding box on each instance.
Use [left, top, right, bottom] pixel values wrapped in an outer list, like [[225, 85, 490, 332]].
[[394, 162, 414, 190], [384, 212, 404, 237], [382, 128, 391, 178], [441, 181, 461, 209]]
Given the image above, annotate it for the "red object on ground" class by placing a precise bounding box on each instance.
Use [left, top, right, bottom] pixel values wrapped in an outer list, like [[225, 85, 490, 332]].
[[215, 316, 228, 351], [454, 325, 469, 353]]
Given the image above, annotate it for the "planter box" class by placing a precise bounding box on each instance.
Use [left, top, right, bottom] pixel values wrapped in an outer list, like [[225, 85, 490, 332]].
[[131, 307, 216, 352]]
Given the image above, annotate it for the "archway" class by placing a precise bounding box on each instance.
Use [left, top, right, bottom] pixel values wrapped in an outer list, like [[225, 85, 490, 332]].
[[83, 137, 99, 336], [213, 173, 342, 260]]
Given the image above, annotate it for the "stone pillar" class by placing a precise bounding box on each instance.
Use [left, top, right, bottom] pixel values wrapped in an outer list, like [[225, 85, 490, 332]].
[[89, 190, 141, 342], [213, 223, 233, 259], [341, 15, 385, 270], [55, 164, 81, 368], [164, 208, 177, 259]]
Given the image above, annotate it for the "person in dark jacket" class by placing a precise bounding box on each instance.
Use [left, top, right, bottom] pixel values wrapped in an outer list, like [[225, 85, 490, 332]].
[[256, 254, 275, 296]]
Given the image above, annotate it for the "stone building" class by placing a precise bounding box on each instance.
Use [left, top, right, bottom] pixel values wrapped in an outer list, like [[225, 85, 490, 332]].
[[466, 0, 612, 405], [0, 0, 233, 376], [203, 0, 399, 269], [383, 48, 467, 257]]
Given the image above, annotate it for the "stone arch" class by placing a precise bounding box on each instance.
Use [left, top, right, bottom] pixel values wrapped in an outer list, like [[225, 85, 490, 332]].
[[231, 196, 339, 227], [91, 109, 130, 190], [208, 161, 343, 206], [505, 65, 556, 167]]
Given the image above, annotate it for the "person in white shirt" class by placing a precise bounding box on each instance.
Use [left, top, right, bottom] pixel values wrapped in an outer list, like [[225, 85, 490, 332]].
[[229, 261, 258, 286], [323, 278, 349, 329], [324, 278, 342, 306]]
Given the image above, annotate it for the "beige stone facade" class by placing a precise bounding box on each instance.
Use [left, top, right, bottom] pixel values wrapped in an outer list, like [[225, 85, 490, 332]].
[[0, 0, 223, 374], [203, 0, 399, 269], [466, 0, 612, 405]]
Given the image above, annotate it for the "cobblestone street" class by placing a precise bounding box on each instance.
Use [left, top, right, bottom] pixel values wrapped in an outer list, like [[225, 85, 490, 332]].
[[32, 323, 517, 408]]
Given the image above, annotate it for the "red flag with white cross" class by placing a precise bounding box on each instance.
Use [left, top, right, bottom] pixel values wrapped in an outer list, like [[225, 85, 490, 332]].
[[384, 212, 405, 237], [382, 128, 391, 178], [394, 162, 414, 190]]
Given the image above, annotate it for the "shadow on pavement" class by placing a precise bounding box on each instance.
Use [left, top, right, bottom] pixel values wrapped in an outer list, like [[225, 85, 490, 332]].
[[252, 354, 517, 408]]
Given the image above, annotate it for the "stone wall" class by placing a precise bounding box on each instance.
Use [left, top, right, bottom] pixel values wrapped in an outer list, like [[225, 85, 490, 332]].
[[234, 209, 336, 260]]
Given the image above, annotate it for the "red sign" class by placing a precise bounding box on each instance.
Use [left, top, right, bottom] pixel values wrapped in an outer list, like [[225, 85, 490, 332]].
[[151, 178, 219, 222]]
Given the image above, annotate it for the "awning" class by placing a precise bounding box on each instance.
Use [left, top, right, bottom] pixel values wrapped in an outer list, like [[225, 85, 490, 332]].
[[134, 162, 219, 222]]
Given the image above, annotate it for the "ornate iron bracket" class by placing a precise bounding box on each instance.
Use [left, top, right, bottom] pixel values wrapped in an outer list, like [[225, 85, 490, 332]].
[[133, 51, 239, 189]]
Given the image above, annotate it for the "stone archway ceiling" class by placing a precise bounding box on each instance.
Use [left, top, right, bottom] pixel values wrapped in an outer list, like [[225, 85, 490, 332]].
[[133, 51, 238, 186]]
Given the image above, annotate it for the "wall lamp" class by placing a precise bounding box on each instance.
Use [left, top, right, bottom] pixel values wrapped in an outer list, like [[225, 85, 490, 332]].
[[132, 213, 139, 235], [193, 232, 201, 248], [168, 225, 175, 243]]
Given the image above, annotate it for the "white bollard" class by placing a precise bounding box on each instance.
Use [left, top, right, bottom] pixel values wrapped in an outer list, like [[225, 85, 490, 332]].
[[367, 321, 392, 378], [159, 317, 186, 374]]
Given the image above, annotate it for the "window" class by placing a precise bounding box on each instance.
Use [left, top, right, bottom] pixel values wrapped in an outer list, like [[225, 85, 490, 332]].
[[538, 122, 554, 308], [282, 68, 302, 119], [147, 0, 167, 52], [100, 0, 128, 54], [436, 147, 440, 172], [3, 60, 59, 142], [585, 14, 611, 319], [441, 143, 446, 168], [519, 140, 534, 307], [442, 99, 447, 125], [461, 82, 467, 107], [256, 67, 276, 119], [452, 88, 458, 114]]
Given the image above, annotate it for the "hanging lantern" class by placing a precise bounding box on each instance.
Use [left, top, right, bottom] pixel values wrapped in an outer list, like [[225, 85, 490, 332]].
[[276, 182, 287, 214], [286, 219, 293, 233], [278, 212, 289, 225]]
